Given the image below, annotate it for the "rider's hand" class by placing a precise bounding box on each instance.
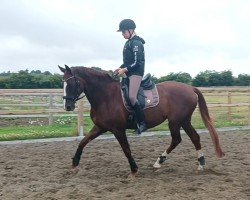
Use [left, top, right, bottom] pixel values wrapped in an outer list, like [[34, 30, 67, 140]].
[[118, 68, 128, 76], [113, 68, 120, 76]]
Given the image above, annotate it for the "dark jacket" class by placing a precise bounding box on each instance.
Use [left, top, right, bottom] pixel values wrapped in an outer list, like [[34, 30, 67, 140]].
[[120, 35, 145, 77]]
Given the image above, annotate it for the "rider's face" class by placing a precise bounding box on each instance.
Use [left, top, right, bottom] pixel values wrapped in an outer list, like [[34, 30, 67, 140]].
[[122, 30, 131, 39]]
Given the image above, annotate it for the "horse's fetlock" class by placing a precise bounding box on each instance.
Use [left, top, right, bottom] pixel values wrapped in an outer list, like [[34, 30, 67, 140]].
[[129, 159, 138, 172], [131, 167, 138, 173], [72, 157, 80, 167], [159, 156, 167, 164], [198, 156, 205, 166], [72, 150, 83, 166]]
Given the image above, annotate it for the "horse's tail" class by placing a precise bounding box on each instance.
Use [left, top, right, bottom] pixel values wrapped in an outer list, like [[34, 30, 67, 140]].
[[193, 87, 225, 158]]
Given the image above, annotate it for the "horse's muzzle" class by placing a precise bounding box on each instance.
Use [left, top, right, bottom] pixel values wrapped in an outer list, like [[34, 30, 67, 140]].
[[66, 105, 73, 111], [64, 102, 75, 111]]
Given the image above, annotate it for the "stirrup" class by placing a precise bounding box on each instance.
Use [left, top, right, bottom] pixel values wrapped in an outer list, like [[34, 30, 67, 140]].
[[135, 123, 147, 135]]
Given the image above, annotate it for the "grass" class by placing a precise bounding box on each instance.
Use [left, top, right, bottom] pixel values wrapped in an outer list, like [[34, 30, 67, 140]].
[[0, 125, 77, 141], [0, 116, 95, 141]]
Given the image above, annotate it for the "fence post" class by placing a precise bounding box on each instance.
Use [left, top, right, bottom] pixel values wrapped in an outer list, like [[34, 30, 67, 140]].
[[49, 94, 54, 125], [227, 92, 232, 122], [77, 99, 84, 137]]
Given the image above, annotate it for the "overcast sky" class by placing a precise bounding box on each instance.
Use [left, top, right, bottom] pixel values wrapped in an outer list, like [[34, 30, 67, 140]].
[[0, 0, 249, 77]]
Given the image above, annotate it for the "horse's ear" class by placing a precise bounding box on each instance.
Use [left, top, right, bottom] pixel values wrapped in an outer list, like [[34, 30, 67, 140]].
[[58, 65, 65, 73], [65, 65, 72, 74]]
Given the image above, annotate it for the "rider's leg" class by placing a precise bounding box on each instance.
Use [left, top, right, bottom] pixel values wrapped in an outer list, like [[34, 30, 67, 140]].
[[129, 75, 147, 134]]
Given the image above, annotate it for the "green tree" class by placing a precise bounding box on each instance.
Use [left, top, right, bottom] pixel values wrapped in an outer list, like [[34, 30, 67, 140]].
[[0, 77, 7, 88], [208, 71, 222, 86], [193, 70, 234, 86], [192, 70, 213, 87], [6, 70, 34, 88], [157, 72, 192, 84], [220, 70, 234, 86], [44, 71, 52, 75], [49, 74, 62, 88], [208, 70, 234, 86], [30, 70, 42, 75], [235, 74, 250, 86], [35, 75, 51, 88], [0, 71, 11, 77]]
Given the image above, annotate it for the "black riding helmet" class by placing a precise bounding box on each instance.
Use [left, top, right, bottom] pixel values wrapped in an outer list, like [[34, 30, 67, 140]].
[[117, 19, 136, 32]]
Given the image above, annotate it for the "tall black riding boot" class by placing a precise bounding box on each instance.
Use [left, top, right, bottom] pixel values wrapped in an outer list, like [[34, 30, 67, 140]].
[[133, 101, 147, 134]]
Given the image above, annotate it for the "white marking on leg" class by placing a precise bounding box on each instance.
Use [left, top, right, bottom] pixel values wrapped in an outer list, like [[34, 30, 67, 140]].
[[197, 150, 203, 158], [153, 157, 161, 168], [63, 81, 67, 110], [153, 150, 167, 169], [162, 150, 167, 157], [197, 150, 205, 171], [197, 165, 204, 171]]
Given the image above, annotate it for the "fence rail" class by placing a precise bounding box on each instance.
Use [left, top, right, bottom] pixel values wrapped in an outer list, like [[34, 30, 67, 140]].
[[0, 87, 249, 135]]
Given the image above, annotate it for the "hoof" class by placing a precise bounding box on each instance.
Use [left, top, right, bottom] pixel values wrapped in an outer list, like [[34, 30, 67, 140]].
[[153, 162, 161, 169], [217, 151, 225, 158], [127, 171, 138, 179], [71, 166, 80, 174], [197, 165, 204, 171]]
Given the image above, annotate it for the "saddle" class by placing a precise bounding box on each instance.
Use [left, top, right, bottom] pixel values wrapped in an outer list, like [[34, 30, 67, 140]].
[[121, 74, 159, 129], [121, 73, 159, 111]]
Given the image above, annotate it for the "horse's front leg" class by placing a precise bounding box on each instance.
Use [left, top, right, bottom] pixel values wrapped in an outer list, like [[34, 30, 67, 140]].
[[72, 125, 106, 168], [114, 131, 138, 176]]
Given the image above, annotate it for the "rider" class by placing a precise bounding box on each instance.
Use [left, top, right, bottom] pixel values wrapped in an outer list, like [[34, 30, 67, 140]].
[[115, 19, 147, 134]]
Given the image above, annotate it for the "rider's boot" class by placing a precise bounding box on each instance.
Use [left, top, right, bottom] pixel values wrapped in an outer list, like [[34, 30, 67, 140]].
[[133, 101, 147, 134]]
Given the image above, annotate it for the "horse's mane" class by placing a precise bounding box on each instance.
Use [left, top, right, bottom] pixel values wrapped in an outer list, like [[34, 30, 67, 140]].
[[71, 66, 119, 83]]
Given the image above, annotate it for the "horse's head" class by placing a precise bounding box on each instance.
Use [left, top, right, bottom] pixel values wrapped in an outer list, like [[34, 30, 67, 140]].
[[58, 65, 84, 111]]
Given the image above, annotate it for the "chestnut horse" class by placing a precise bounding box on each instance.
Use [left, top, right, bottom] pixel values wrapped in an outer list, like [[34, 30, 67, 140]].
[[59, 65, 224, 175]]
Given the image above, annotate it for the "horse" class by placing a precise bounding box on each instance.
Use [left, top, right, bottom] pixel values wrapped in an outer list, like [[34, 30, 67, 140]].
[[59, 65, 225, 175]]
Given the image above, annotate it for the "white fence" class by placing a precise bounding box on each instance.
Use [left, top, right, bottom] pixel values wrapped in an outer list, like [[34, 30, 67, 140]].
[[0, 87, 250, 136]]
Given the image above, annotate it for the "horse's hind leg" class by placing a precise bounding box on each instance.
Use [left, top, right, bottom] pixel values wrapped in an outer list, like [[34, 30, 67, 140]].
[[153, 150, 168, 168], [153, 122, 182, 168], [182, 120, 205, 170], [167, 122, 182, 153]]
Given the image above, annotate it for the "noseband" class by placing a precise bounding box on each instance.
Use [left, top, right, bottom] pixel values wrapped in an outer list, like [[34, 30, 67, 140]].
[[63, 75, 85, 102]]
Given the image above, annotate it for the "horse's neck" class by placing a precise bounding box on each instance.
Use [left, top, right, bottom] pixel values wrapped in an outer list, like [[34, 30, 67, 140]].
[[84, 78, 119, 109]]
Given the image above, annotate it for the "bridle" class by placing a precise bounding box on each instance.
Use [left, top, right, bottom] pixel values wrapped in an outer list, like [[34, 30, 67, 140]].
[[62, 75, 85, 102]]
